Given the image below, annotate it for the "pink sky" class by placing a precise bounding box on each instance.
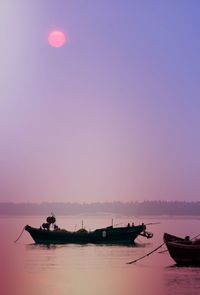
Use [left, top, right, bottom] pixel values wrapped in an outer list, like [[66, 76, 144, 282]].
[[1, 1, 200, 203]]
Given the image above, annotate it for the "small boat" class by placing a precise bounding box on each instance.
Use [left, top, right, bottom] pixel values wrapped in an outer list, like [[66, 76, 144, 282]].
[[164, 232, 185, 243], [25, 215, 153, 245], [164, 232, 200, 265]]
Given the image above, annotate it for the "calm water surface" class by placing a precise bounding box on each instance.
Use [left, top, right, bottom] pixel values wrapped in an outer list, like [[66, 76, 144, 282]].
[[1, 215, 200, 295]]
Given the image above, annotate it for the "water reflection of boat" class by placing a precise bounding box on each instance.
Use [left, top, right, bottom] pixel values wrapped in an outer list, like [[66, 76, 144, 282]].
[[25, 216, 153, 245], [164, 232, 200, 266]]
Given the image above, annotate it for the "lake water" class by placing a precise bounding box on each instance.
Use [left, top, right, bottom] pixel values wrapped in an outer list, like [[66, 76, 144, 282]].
[[1, 214, 200, 295]]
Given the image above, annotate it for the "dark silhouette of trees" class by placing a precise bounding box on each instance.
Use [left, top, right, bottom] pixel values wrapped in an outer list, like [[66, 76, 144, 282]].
[[0, 201, 200, 216]]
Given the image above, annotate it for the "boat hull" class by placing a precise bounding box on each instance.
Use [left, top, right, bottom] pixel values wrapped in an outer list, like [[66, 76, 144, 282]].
[[164, 232, 200, 266], [25, 225, 145, 245]]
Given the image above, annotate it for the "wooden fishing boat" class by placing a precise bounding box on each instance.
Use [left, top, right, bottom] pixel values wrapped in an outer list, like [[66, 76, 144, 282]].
[[164, 232, 200, 265], [164, 232, 185, 243], [25, 217, 153, 245]]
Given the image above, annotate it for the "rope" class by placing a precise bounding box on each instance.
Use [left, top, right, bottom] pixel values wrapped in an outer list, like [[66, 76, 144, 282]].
[[127, 242, 165, 264], [158, 249, 168, 254], [14, 227, 25, 243], [191, 233, 200, 240]]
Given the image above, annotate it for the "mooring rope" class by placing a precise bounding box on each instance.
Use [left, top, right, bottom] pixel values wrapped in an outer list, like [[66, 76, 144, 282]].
[[191, 233, 200, 240], [158, 249, 168, 254], [127, 242, 165, 264], [14, 227, 25, 243]]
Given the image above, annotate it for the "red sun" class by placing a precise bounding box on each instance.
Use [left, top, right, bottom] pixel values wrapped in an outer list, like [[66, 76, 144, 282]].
[[48, 30, 66, 48]]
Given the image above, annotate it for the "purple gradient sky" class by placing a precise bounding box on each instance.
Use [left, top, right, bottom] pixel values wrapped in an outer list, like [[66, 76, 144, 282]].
[[1, 1, 200, 203]]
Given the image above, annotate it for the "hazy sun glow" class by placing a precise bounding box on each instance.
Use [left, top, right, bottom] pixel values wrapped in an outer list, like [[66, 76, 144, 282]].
[[48, 30, 66, 48]]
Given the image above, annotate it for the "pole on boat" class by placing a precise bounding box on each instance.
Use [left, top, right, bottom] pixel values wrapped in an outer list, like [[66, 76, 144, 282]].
[[127, 243, 165, 264], [145, 222, 160, 226]]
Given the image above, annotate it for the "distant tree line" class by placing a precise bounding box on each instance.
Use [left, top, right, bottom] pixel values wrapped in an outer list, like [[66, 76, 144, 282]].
[[0, 201, 200, 216]]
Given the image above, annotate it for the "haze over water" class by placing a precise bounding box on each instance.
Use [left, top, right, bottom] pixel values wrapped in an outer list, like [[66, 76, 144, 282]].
[[1, 215, 200, 295]]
